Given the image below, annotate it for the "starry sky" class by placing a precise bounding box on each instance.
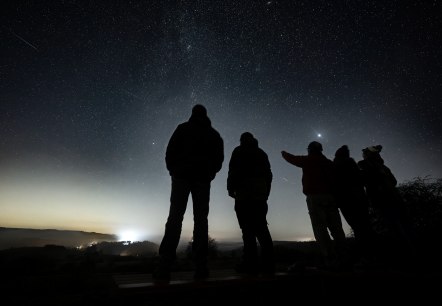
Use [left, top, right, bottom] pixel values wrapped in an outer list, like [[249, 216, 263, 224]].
[[1, 1, 441, 243]]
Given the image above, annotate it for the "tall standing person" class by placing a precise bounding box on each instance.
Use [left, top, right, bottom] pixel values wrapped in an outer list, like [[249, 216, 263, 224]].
[[154, 104, 224, 281]]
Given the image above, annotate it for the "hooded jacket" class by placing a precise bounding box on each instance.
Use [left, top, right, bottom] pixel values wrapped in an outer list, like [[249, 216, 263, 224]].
[[166, 113, 224, 182], [357, 153, 398, 201], [227, 136, 272, 201]]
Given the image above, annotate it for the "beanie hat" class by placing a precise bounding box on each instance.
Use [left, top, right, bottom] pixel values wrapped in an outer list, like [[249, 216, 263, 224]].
[[363, 145, 382, 154]]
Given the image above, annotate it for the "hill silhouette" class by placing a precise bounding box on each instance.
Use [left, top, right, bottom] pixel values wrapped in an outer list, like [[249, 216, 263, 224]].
[[0, 227, 117, 250]]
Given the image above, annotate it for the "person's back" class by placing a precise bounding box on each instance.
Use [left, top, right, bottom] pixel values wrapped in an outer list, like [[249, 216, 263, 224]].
[[228, 132, 274, 275], [282, 141, 334, 196], [334, 146, 366, 198], [228, 133, 272, 201], [154, 104, 224, 282], [166, 106, 223, 182], [357, 145, 399, 205]]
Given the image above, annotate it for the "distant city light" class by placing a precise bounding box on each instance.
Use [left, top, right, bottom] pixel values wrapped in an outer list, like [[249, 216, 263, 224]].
[[118, 230, 141, 242]]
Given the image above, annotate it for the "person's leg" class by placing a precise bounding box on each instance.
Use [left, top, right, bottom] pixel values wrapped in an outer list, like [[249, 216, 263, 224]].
[[340, 201, 366, 257], [324, 195, 351, 269], [338, 198, 358, 234], [191, 180, 211, 278], [325, 196, 346, 245], [307, 195, 334, 266], [158, 177, 190, 265], [254, 201, 274, 274], [235, 200, 259, 273], [154, 177, 190, 281]]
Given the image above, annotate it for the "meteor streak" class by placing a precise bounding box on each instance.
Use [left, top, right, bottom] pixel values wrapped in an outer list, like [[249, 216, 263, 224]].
[[11, 31, 38, 51]]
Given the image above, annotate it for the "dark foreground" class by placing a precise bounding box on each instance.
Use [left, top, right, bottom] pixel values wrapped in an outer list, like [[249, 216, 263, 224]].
[[2, 265, 439, 305]]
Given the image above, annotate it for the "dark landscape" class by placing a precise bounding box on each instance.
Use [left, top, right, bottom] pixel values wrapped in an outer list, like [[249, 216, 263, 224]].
[[0, 227, 118, 250], [0, 236, 440, 305]]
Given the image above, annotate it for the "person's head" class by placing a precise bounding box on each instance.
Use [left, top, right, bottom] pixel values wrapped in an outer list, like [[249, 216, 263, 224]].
[[335, 145, 350, 159], [307, 141, 323, 154], [240, 132, 258, 147], [189, 104, 211, 126], [362, 145, 382, 159], [191, 104, 207, 118]]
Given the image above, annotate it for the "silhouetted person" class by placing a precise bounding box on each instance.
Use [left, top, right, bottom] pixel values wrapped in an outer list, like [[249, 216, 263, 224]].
[[154, 104, 224, 281], [333, 145, 377, 264], [227, 132, 274, 275], [357, 145, 416, 263], [282, 141, 348, 270]]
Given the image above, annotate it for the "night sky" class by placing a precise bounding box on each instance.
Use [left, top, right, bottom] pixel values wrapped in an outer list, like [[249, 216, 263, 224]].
[[1, 1, 441, 243]]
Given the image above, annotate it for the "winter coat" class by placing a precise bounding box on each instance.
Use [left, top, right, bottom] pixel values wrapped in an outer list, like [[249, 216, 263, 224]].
[[165, 114, 224, 182], [357, 156, 399, 206], [282, 151, 334, 196], [333, 156, 367, 201], [227, 139, 272, 201]]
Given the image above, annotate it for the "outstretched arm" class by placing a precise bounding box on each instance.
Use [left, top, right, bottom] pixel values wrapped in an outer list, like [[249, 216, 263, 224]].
[[281, 151, 304, 167]]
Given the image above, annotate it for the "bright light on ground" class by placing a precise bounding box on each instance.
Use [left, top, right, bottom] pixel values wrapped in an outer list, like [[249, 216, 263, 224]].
[[118, 230, 141, 242]]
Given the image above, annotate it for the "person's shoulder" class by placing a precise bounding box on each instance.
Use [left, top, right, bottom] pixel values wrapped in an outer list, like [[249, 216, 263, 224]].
[[382, 164, 393, 172], [253, 147, 268, 158], [325, 157, 334, 165], [256, 146, 266, 153], [176, 121, 189, 130], [231, 145, 242, 154], [211, 126, 222, 135], [209, 126, 223, 139], [169, 122, 187, 137], [319, 154, 332, 163]]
